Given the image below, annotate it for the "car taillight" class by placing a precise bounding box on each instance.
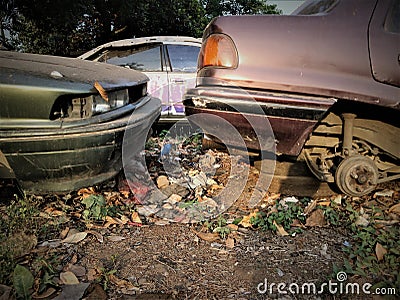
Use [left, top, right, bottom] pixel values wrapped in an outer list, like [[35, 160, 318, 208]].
[[199, 34, 238, 69]]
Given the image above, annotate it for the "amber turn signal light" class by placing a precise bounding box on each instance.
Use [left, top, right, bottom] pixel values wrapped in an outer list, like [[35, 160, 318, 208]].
[[199, 34, 238, 69]]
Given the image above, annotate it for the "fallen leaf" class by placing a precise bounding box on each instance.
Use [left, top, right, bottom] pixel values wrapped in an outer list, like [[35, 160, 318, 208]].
[[317, 201, 331, 206], [305, 209, 326, 227], [239, 210, 259, 228], [332, 195, 342, 205], [389, 203, 400, 215], [131, 212, 142, 224], [375, 243, 387, 261], [59, 227, 70, 240], [52, 283, 90, 300], [77, 187, 96, 199], [157, 176, 170, 189], [0, 284, 13, 300], [355, 215, 369, 227], [225, 237, 235, 249], [107, 235, 126, 242], [62, 232, 87, 244], [60, 271, 79, 285], [195, 232, 219, 242], [109, 274, 132, 288], [86, 230, 104, 243], [87, 269, 100, 281], [273, 220, 289, 236], [67, 265, 86, 277], [304, 200, 317, 215], [227, 224, 238, 231], [94, 81, 109, 101], [32, 287, 57, 299]]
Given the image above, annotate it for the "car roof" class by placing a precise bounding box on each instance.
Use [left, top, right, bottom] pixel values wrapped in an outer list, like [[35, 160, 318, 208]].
[[78, 36, 202, 59]]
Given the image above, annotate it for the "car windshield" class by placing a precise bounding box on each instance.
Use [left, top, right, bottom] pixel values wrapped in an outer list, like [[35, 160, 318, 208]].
[[294, 0, 339, 15], [95, 44, 162, 72]]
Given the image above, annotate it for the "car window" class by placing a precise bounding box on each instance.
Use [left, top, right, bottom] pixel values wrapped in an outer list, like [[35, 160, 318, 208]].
[[96, 44, 162, 72], [166, 45, 200, 73], [385, 0, 400, 33], [294, 0, 339, 15]]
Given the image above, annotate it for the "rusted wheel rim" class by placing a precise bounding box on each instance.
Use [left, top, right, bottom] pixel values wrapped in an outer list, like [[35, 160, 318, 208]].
[[335, 155, 378, 196]]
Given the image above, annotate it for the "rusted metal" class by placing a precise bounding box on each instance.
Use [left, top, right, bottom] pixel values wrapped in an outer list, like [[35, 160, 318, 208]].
[[341, 113, 356, 157]]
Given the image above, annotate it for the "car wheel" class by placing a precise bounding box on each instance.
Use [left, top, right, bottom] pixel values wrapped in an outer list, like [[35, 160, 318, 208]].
[[334, 155, 378, 197]]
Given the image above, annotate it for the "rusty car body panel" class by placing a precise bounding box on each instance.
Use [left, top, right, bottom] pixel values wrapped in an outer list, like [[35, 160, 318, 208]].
[[0, 51, 161, 193], [184, 0, 400, 196]]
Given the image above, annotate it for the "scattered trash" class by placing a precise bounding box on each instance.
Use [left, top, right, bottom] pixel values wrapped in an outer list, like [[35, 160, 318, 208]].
[[374, 190, 395, 198], [276, 268, 284, 277]]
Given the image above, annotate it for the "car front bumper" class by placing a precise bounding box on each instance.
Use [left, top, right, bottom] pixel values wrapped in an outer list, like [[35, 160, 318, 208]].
[[184, 86, 336, 156], [0, 96, 161, 193]]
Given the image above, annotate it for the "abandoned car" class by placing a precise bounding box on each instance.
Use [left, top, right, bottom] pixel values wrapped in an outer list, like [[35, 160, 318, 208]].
[[79, 36, 201, 122], [184, 0, 400, 196], [0, 50, 161, 193]]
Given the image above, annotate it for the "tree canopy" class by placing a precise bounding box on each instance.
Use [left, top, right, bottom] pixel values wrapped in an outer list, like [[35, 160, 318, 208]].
[[0, 0, 280, 56]]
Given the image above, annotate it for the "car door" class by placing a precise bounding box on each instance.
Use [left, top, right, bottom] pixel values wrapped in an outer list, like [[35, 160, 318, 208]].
[[369, 0, 400, 87], [164, 43, 200, 118], [94, 43, 170, 116]]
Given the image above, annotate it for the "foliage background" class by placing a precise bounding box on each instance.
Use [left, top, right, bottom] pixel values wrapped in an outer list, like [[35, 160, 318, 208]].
[[0, 0, 280, 56]]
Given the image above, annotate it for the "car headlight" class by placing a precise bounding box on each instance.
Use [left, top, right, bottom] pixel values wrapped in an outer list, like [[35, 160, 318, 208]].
[[91, 89, 129, 114], [50, 84, 148, 120]]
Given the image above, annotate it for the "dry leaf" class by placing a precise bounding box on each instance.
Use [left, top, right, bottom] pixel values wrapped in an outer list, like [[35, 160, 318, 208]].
[[196, 232, 220, 242], [239, 210, 259, 228], [317, 201, 331, 206], [389, 203, 400, 215], [67, 265, 86, 277], [62, 232, 87, 244], [107, 235, 126, 242], [375, 243, 387, 261], [60, 271, 79, 285], [227, 224, 238, 231], [94, 81, 109, 101], [60, 227, 70, 240], [86, 230, 104, 243], [225, 237, 235, 249], [305, 209, 326, 227], [304, 200, 317, 215], [77, 187, 96, 199], [87, 268, 100, 281], [32, 287, 57, 299], [273, 220, 289, 236], [131, 212, 142, 224]]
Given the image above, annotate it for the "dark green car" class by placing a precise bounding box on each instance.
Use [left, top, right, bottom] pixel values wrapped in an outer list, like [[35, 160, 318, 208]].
[[0, 51, 161, 193]]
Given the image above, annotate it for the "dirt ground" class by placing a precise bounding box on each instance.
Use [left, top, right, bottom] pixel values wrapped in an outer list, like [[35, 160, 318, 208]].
[[0, 134, 399, 300], [77, 224, 349, 299]]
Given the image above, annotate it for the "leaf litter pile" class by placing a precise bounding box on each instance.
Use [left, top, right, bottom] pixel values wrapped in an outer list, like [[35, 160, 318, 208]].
[[0, 131, 399, 299]]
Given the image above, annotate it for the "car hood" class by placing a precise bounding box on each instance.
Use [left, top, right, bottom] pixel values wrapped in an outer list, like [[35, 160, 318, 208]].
[[0, 50, 149, 92]]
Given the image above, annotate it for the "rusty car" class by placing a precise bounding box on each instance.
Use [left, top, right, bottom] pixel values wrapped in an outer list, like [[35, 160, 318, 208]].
[[79, 36, 201, 122], [184, 0, 400, 196], [0, 50, 161, 193]]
